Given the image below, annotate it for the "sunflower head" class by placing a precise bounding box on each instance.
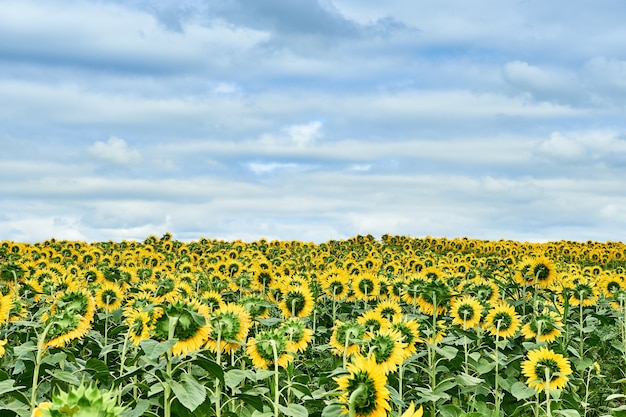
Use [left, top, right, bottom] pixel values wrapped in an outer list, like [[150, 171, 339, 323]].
[[334, 355, 390, 417], [206, 303, 252, 353], [521, 347, 572, 392], [39, 383, 125, 417], [280, 318, 313, 353], [246, 328, 293, 370]]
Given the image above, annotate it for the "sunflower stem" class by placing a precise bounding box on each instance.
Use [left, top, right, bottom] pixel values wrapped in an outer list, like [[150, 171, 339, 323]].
[[117, 331, 131, 406], [271, 339, 280, 417], [30, 321, 54, 412], [164, 316, 178, 417], [348, 384, 367, 417], [544, 368, 552, 417], [215, 324, 223, 417], [494, 321, 501, 417]]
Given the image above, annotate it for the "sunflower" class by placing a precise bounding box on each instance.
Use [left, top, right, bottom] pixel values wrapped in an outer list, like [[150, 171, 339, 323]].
[[357, 310, 391, 333], [483, 302, 521, 339], [321, 270, 350, 301], [401, 402, 424, 417], [390, 316, 420, 359], [401, 274, 427, 306], [0, 293, 13, 323], [329, 320, 366, 357], [125, 310, 152, 346], [568, 279, 598, 307], [281, 318, 313, 353], [335, 354, 390, 417], [374, 299, 403, 321], [250, 261, 275, 293], [45, 289, 96, 325], [278, 285, 315, 318], [352, 273, 380, 302], [468, 279, 500, 305], [43, 310, 91, 350], [200, 290, 225, 312], [206, 303, 252, 354], [238, 294, 272, 319], [94, 282, 125, 312], [450, 295, 483, 330], [360, 329, 406, 374], [151, 299, 211, 356], [529, 257, 557, 288], [521, 347, 572, 392], [246, 328, 294, 370], [520, 310, 563, 343]]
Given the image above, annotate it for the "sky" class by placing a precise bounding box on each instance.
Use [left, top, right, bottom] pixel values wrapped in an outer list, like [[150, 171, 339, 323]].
[[2, 0, 626, 244]]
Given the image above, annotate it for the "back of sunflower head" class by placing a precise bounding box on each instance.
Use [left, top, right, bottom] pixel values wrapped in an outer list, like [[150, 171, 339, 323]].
[[32, 383, 125, 417]]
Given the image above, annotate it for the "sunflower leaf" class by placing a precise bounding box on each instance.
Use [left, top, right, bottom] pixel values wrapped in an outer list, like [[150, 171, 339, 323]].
[[510, 382, 536, 400], [140, 338, 178, 359], [279, 403, 309, 417], [169, 373, 206, 412]]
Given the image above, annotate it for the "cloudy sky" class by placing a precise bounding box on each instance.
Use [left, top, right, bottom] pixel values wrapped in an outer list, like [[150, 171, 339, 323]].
[[2, 0, 626, 244]]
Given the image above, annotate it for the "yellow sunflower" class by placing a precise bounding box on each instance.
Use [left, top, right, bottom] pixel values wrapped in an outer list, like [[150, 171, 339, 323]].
[[521, 347, 572, 392], [450, 295, 483, 330], [374, 299, 403, 321], [351, 273, 380, 302], [357, 310, 391, 333], [125, 310, 152, 346], [151, 299, 211, 356], [281, 318, 313, 353], [390, 315, 420, 359], [361, 329, 406, 374], [0, 293, 13, 323], [329, 320, 366, 357], [206, 303, 252, 354], [520, 310, 563, 343], [246, 328, 293, 370], [483, 302, 521, 339], [335, 354, 390, 417], [94, 282, 125, 312], [278, 284, 315, 318], [43, 310, 91, 350]]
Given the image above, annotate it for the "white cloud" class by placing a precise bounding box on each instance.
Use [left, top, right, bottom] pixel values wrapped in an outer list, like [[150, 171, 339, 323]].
[[246, 162, 301, 174], [88, 136, 142, 165], [537, 132, 586, 161], [259, 121, 323, 147]]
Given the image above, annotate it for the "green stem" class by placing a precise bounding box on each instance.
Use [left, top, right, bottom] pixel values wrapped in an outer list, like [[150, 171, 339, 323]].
[[544, 368, 552, 417], [271, 340, 280, 417], [164, 316, 178, 417], [30, 321, 54, 412], [348, 384, 367, 417], [215, 325, 223, 417]]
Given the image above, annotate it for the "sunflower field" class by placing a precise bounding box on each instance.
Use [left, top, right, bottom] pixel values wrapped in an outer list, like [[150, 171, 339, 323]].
[[1, 234, 626, 417]]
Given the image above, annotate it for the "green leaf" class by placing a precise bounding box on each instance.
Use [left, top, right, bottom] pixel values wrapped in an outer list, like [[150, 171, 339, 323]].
[[225, 369, 253, 389], [46, 369, 81, 386], [169, 373, 206, 412], [606, 394, 626, 401], [455, 373, 484, 387], [554, 410, 581, 417], [140, 338, 178, 359], [41, 352, 67, 365], [439, 404, 463, 417], [234, 393, 265, 412], [510, 382, 536, 401], [121, 399, 152, 417], [279, 404, 309, 417], [194, 355, 225, 386], [0, 379, 24, 396], [434, 345, 458, 360], [254, 369, 275, 381], [321, 404, 344, 417]]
